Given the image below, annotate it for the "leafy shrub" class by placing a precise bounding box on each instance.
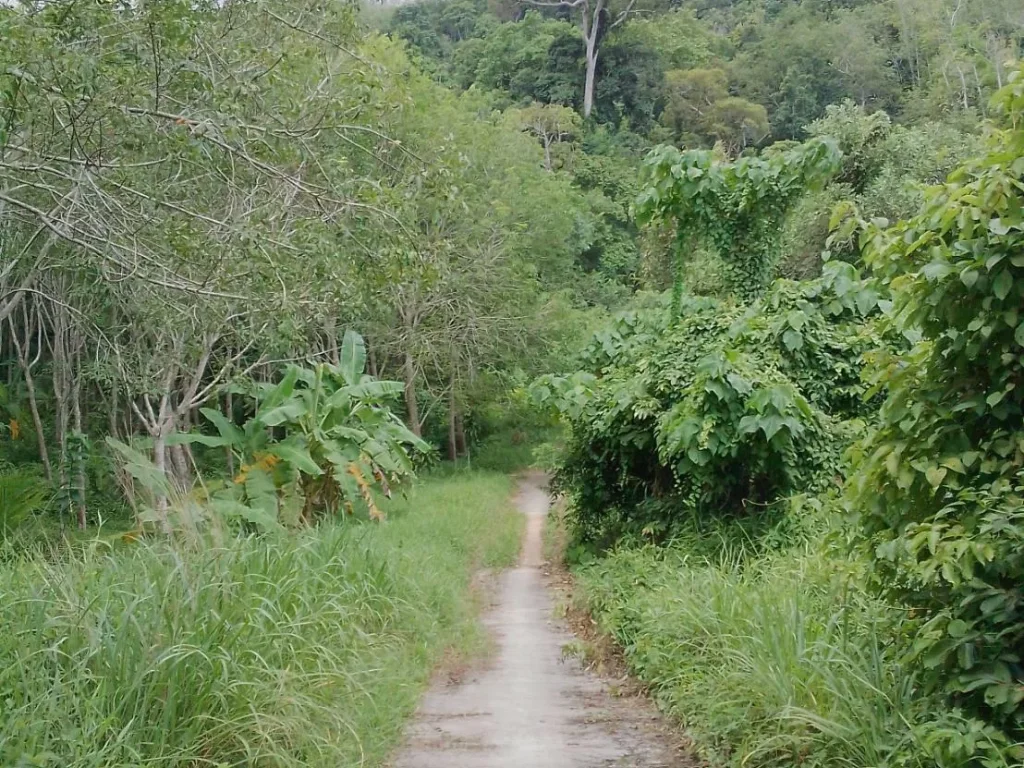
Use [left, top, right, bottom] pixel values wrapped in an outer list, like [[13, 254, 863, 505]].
[[847, 68, 1024, 760], [534, 262, 882, 548], [781, 105, 981, 278], [168, 332, 429, 530]]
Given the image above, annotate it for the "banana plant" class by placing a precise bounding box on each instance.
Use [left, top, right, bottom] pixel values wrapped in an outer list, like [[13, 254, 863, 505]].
[[173, 331, 430, 529]]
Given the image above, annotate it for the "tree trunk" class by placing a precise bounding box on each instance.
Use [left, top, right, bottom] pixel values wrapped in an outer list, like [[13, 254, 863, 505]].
[[583, 26, 599, 119], [108, 387, 139, 515], [71, 351, 86, 530], [8, 312, 52, 482], [50, 324, 71, 526], [403, 350, 422, 437], [325, 318, 339, 365], [152, 428, 171, 532], [171, 407, 194, 489], [455, 413, 467, 457], [579, 0, 605, 119], [23, 363, 52, 482], [224, 391, 235, 477], [447, 386, 458, 462], [367, 339, 379, 378], [170, 443, 191, 490]]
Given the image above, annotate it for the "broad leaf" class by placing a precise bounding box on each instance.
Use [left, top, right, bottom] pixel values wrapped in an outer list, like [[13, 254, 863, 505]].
[[339, 330, 367, 385]]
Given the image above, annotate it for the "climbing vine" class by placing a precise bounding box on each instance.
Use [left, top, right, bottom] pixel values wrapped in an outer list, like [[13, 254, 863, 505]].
[[532, 262, 882, 548], [635, 138, 841, 307]]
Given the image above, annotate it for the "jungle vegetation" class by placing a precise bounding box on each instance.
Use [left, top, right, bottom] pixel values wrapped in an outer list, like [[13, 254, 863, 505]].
[[1, 0, 1022, 765]]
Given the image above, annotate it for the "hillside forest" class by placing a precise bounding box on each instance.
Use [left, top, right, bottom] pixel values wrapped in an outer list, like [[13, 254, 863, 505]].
[[1, 0, 1023, 765]]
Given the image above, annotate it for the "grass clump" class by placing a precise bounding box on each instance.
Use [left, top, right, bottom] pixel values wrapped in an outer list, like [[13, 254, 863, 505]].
[[574, 537, 989, 768], [0, 471, 522, 768]]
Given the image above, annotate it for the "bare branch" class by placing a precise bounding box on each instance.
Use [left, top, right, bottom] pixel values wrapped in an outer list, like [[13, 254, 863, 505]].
[[610, 0, 638, 28]]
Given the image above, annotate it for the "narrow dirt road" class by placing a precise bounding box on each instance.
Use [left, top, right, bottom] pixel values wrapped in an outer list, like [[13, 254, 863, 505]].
[[393, 474, 689, 768]]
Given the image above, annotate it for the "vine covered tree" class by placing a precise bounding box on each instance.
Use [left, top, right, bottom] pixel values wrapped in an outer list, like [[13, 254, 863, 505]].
[[635, 138, 841, 307]]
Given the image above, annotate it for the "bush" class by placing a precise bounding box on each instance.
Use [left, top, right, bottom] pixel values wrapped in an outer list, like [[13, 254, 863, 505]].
[[0, 471, 521, 767], [534, 262, 883, 548], [847, 69, 1024, 759]]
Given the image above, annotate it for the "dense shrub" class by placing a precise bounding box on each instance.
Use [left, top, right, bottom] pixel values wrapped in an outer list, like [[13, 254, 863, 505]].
[[847, 69, 1024, 760], [534, 262, 883, 548], [635, 137, 841, 303]]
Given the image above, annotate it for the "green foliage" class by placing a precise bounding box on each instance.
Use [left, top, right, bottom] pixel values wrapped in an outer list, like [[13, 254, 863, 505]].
[[617, 9, 716, 71], [636, 137, 841, 304], [449, 12, 582, 105], [781, 106, 982, 278], [574, 531, 1011, 768], [591, 36, 665, 136], [0, 471, 522, 767], [661, 68, 769, 152], [847, 68, 1024, 755], [0, 469, 48, 538], [178, 334, 430, 529], [533, 262, 881, 548]]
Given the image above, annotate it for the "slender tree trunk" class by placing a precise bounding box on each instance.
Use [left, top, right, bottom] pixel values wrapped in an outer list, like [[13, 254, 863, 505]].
[[153, 428, 171, 532], [447, 384, 458, 462], [325, 318, 339, 365], [150, 394, 178, 534], [23, 363, 51, 482], [455, 413, 467, 457], [224, 391, 235, 477], [50, 310, 71, 525], [403, 350, 422, 437], [71, 347, 86, 530], [367, 339, 379, 378], [8, 312, 52, 482], [543, 137, 553, 172], [171, 407, 194, 488], [108, 387, 139, 515], [583, 20, 599, 119]]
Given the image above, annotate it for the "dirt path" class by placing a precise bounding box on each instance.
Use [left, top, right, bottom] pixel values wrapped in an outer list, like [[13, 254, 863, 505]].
[[392, 473, 690, 768]]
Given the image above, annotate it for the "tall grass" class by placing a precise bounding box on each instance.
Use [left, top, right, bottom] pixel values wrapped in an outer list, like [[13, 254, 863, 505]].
[[0, 471, 522, 767], [576, 542, 936, 768]]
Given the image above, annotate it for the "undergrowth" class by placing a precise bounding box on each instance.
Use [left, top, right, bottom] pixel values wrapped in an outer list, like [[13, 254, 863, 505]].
[[574, 526, 1017, 767], [0, 471, 522, 767]]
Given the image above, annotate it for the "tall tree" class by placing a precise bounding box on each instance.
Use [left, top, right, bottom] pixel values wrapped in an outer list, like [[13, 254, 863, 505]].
[[522, 0, 639, 118]]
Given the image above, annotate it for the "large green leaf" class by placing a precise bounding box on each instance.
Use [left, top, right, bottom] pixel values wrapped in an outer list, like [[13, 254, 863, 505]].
[[256, 366, 300, 421], [338, 330, 367, 385], [208, 497, 281, 532], [199, 407, 244, 445], [325, 451, 367, 516], [342, 380, 404, 401], [269, 438, 323, 477], [242, 466, 278, 523], [259, 399, 307, 427]]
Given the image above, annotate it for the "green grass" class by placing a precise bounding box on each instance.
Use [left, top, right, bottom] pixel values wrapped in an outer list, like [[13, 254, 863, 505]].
[[0, 470, 522, 768], [575, 542, 937, 768]]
